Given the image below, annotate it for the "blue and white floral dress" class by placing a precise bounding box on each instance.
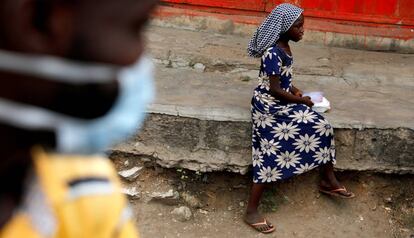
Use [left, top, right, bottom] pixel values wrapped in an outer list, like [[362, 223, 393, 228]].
[[251, 46, 336, 184]]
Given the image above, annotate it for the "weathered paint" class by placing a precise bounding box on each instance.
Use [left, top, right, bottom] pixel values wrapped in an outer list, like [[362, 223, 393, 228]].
[[156, 5, 414, 41], [161, 0, 414, 39], [163, 0, 267, 11]]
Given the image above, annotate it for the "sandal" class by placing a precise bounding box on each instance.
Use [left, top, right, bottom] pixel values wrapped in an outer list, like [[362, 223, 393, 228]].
[[246, 219, 276, 234], [319, 186, 355, 199]]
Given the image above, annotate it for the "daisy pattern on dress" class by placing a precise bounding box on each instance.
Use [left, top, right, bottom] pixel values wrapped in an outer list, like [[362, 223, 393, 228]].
[[258, 77, 271, 91], [257, 166, 282, 183], [262, 48, 281, 65], [262, 47, 274, 62], [293, 134, 321, 153], [252, 111, 275, 129], [275, 150, 301, 169], [313, 119, 333, 137], [293, 163, 318, 175], [281, 65, 293, 77], [313, 147, 331, 164], [276, 56, 283, 72], [276, 106, 293, 116], [254, 91, 277, 107], [262, 48, 282, 77], [330, 138, 335, 153], [252, 148, 264, 167], [251, 43, 338, 184], [289, 109, 317, 124], [330, 138, 336, 164], [260, 138, 281, 156], [252, 128, 259, 143], [271, 122, 300, 141]]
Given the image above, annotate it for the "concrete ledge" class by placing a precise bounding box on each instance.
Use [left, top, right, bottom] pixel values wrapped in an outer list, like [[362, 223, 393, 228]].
[[147, 103, 413, 130], [113, 114, 414, 175], [147, 104, 250, 122]]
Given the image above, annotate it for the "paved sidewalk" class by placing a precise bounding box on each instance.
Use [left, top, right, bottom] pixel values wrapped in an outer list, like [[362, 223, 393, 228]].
[[146, 26, 414, 130]]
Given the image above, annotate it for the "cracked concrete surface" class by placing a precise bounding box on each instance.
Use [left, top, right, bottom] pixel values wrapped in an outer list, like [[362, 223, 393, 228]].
[[146, 26, 414, 82]]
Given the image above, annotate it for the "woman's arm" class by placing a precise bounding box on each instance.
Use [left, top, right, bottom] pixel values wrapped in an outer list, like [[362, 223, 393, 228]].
[[290, 85, 303, 97], [269, 76, 313, 107]]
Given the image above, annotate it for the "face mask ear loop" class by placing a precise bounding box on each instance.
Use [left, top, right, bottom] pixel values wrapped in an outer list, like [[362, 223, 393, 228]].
[[0, 49, 118, 83]]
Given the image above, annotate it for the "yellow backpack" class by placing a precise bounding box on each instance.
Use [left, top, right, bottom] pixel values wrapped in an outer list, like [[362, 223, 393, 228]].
[[1, 148, 139, 238]]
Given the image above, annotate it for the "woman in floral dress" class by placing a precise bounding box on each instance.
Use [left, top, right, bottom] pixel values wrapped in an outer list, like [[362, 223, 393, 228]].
[[244, 3, 355, 234]]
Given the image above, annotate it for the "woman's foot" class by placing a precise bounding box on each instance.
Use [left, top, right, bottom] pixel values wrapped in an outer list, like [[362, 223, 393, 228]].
[[319, 162, 355, 198], [319, 179, 355, 198], [244, 210, 276, 234]]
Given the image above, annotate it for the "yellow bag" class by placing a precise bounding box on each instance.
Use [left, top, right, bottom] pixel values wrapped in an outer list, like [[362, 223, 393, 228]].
[[1, 148, 138, 238]]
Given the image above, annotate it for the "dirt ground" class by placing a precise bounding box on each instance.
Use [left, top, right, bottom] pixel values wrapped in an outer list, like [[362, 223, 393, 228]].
[[112, 154, 414, 238]]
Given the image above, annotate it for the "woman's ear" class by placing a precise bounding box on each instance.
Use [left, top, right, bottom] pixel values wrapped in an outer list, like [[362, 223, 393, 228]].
[[0, 0, 76, 55]]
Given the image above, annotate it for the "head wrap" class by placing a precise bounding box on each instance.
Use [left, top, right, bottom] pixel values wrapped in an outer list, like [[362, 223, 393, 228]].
[[247, 3, 303, 58]]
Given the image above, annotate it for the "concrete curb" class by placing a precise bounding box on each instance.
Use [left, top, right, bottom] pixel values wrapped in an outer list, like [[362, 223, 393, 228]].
[[113, 112, 414, 175], [147, 104, 414, 130]]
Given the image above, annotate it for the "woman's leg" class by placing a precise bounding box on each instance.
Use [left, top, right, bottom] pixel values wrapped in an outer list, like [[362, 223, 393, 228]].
[[246, 183, 266, 217], [245, 183, 275, 232], [320, 162, 354, 197], [320, 162, 341, 188]]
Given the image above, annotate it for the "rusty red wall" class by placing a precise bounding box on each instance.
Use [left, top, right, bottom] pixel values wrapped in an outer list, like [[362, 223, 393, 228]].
[[162, 0, 414, 39]]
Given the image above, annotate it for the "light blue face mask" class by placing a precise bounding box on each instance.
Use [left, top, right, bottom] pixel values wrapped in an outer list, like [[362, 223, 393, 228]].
[[0, 52, 155, 155], [58, 56, 155, 154]]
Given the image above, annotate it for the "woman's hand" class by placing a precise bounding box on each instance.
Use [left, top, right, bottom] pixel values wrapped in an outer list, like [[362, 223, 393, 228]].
[[293, 90, 303, 97], [269, 76, 312, 105], [291, 85, 303, 97], [301, 96, 314, 107]]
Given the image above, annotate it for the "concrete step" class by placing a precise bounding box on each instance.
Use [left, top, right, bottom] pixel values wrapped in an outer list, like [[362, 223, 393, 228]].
[[112, 26, 414, 175]]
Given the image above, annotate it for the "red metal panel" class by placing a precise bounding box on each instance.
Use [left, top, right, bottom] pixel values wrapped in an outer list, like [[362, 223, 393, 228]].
[[398, 0, 414, 18], [265, 0, 302, 12], [263, 0, 413, 25], [156, 5, 414, 40], [362, 0, 398, 16], [163, 0, 267, 12], [337, 0, 360, 14], [300, 0, 319, 9], [162, 0, 414, 26], [303, 0, 338, 11], [302, 0, 398, 16]]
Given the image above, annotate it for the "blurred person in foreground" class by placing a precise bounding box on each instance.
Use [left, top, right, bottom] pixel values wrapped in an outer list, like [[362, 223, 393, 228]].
[[0, 0, 158, 237]]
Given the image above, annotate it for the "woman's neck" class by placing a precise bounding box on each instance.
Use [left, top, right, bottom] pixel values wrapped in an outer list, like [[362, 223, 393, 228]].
[[277, 35, 290, 47], [276, 38, 292, 56]]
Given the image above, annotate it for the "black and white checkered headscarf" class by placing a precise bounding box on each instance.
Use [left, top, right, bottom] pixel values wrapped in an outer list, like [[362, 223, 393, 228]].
[[247, 3, 303, 58]]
